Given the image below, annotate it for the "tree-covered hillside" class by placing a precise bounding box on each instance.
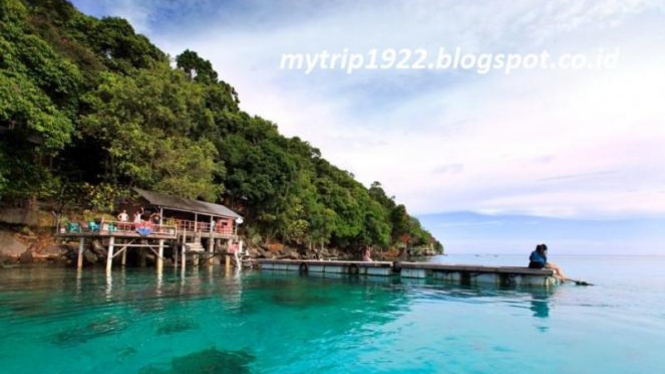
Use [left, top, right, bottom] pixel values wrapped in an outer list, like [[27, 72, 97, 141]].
[[0, 0, 443, 254]]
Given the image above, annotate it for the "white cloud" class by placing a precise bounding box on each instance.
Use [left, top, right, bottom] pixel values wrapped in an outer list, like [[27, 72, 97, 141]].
[[87, 0, 665, 219]]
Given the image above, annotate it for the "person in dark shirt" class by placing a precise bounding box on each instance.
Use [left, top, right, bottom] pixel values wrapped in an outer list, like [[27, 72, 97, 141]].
[[529, 244, 566, 281], [529, 244, 548, 269]]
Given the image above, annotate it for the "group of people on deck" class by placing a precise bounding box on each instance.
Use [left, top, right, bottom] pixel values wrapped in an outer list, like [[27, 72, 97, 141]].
[[116, 208, 161, 226]]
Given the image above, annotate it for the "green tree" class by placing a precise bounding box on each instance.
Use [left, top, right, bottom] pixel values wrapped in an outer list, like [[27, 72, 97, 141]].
[[0, 0, 443, 256]]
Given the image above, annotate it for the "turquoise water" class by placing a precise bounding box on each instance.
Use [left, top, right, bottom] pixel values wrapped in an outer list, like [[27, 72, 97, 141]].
[[1, 255, 664, 373]]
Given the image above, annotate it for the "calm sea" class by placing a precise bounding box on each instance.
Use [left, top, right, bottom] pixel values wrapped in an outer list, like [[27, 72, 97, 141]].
[[0, 254, 663, 373]]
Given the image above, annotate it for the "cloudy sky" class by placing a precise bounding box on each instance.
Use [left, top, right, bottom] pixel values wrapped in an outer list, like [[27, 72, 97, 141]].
[[71, 0, 665, 254]]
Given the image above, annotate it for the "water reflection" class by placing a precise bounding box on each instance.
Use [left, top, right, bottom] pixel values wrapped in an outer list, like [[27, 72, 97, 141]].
[[529, 289, 556, 319]]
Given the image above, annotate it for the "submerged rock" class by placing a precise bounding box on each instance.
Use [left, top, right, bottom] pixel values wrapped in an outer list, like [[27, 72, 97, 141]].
[[272, 293, 333, 308], [156, 318, 199, 335], [83, 250, 98, 264], [139, 347, 255, 374], [52, 316, 128, 347]]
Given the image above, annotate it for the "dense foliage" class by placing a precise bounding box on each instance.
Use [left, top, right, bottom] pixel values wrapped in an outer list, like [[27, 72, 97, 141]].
[[0, 0, 443, 254]]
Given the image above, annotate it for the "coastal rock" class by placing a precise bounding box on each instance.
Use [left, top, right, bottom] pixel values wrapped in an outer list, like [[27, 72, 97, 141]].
[[84, 250, 98, 264], [40, 244, 64, 256], [287, 249, 300, 260], [19, 249, 34, 264], [264, 242, 284, 253], [0, 230, 28, 257], [247, 247, 261, 258], [0, 253, 18, 265], [91, 240, 108, 258]]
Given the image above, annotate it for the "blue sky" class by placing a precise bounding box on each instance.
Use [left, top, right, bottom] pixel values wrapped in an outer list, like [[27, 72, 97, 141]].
[[71, 0, 665, 254]]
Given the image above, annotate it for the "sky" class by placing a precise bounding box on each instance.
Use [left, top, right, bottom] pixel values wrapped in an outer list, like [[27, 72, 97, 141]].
[[70, 0, 665, 254]]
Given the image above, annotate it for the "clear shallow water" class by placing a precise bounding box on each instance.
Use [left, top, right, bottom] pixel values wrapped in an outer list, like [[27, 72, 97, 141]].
[[0, 255, 664, 374]]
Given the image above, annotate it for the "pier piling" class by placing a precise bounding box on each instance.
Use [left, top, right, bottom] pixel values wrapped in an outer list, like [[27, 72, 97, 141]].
[[77, 238, 85, 270], [106, 236, 115, 274], [157, 239, 164, 272], [121, 246, 127, 267]]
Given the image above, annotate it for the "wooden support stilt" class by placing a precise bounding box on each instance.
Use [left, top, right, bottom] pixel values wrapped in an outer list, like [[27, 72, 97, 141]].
[[121, 244, 127, 267], [181, 242, 186, 272], [207, 240, 214, 266], [237, 240, 244, 269], [157, 239, 164, 272], [106, 236, 115, 274], [174, 245, 179, 269], [77, 237, 85, 270]]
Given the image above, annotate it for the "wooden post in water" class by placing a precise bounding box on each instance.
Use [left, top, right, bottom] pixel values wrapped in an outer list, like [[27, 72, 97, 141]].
[[225, 239, 231, 268], [192, 232, 199, 268], [237, 240, 243, 268], [106, 236, 115, 274], [174, 244, 179, 270], [157, 239, 164, 273], [121, 243, 127, 267], [181, 244, 186, 274], [77, 237, 85, 270], [208, 216, 214, 265]]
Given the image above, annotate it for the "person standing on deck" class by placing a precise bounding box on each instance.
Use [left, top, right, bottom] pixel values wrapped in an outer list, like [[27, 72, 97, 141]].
[[133, 208, 144, 223], [150, 212, 161, 225], [117, 210, 129, 222], [529, 244, 567, 281]]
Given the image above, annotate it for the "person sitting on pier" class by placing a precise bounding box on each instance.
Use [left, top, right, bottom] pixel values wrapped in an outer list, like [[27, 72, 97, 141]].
[[363, 247, 372, 262], [529, 244, 566, 281]]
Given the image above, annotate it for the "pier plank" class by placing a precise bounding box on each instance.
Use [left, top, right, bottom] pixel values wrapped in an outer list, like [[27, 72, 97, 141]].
[[258, 259, 559, 287]]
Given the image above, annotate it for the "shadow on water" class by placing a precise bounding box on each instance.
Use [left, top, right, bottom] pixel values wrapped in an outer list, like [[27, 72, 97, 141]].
[[271, 293, 335, 308], [52, 316, 128, 347], [139, 347, 255, 374], [156, 317, 199, 335]]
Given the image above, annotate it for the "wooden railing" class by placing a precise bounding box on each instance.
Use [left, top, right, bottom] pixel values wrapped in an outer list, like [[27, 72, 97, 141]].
[[173, 219, 235, 236], [60, 220, 178, 237]]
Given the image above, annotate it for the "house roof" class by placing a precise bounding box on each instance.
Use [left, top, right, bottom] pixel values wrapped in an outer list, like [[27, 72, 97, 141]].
[[134, 188, 242, 219]]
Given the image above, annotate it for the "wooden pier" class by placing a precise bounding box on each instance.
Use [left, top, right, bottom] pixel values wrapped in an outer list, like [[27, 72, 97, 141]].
[[258, 259, 394, 276], [398, 262, 560, 287], [57, 189, 244, 274], [258, 259, 560, 287]]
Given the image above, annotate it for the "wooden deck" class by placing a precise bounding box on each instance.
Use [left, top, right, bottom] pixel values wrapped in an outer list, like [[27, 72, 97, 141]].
[[258, 259, 394, 276], [398, 262, 558, 287], [56, 231, 177, 240], [258, 259, 560, 287], [398, 262, 555, 276]]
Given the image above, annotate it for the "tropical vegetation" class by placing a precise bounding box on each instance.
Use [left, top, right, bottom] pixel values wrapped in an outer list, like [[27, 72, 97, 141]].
[[0, 0, 443, 255]]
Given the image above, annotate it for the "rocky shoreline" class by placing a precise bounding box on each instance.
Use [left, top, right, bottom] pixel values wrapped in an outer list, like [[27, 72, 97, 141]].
[[0, 226, 437, 268], [0, 227, 72, 266]]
